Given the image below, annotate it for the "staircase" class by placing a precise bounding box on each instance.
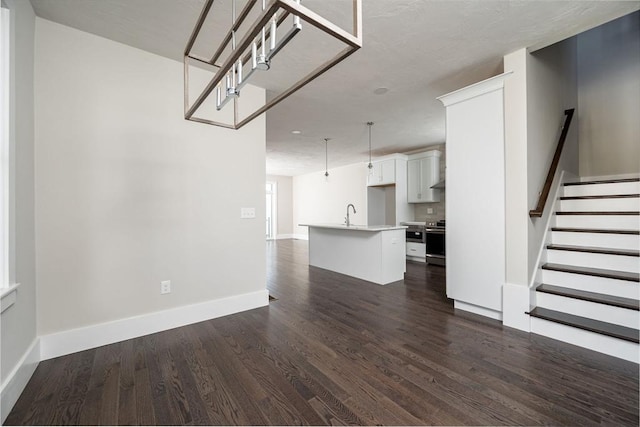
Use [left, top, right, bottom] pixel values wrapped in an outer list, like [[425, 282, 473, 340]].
[[529, 177, 640, 363]]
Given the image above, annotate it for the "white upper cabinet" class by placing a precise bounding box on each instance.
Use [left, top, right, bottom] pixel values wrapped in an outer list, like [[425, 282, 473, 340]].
[[407, 151, 441, 203], [367, 159, 396, 186]]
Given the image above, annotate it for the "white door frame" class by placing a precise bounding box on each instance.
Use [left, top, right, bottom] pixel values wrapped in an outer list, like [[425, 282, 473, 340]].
[[266, 181, 277, 240]]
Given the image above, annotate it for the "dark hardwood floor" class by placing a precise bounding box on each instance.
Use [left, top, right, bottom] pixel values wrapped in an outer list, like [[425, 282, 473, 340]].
[[5, 239, 639, 425]]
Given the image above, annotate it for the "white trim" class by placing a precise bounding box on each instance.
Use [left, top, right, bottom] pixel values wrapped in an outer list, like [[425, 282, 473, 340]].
[[0, 281, 18, 313], [292, 233, 308, 240], [266, 181, 277, 240], [437, 72, 513, 107], [276, 234, 295, 240], [502, 283, 530, 332], [0, 4, 10, 288], [529, 170, 571, 289], [579, 172, 640, 182], [40, 289, 269, 361], [0, 280, 18, 298], [0, 338, 40, 423], [454, 300, 503, 321]]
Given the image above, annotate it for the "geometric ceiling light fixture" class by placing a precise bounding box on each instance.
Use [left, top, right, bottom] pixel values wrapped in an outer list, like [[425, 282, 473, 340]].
[[183, 0, 363, 130]]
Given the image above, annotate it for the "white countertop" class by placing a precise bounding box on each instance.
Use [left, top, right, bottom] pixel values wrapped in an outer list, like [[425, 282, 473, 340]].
[[401, 221, 426, 226], [299, 223, 407, 232]]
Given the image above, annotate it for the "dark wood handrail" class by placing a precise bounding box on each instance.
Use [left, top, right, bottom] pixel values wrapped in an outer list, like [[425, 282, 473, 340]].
[[529, 108, 575, 218]]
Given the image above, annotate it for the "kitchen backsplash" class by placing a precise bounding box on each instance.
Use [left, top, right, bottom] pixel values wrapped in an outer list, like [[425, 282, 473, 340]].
[[414, 144, 446, 222]]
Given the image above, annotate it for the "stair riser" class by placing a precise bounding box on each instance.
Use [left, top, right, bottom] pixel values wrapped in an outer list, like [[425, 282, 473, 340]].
[[530, 317, 639, 363], [546, 250, 640, 273], [560, 198, 640, 212], [563, 182, 640, 197], [541, 269, 639, 299], [555, 215, 639, 230], [535, 292, 639, 328], [551, 231, 640, 250]]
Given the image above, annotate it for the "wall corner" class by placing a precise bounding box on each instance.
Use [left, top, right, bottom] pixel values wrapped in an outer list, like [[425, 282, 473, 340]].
[[502, 283, 531, 332]]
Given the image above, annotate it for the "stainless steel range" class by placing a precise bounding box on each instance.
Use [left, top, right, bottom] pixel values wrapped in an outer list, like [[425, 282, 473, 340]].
[[425, 220, 445, 266]]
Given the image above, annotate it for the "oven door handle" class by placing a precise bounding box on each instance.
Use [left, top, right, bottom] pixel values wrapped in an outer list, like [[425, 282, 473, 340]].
[[425, 228, 445, 234]]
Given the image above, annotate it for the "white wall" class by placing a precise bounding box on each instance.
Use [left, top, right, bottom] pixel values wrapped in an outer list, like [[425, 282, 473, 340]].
[[526, 39, 579, 281], [503, 49, 529, 288], [577, 11, 640, 177], [1, 0, 37, 420], [266, 174, 293, 237], [293, 163, 368, 238], [34, 19, 266, 335], [503, 38, 579, 289]]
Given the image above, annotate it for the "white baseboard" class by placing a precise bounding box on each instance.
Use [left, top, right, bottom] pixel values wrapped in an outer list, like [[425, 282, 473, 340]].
[[502, 283, 530, 332], [1, 338, 40, 424], [276, 234, 295, 240], [580, 172, 640, 182], [40, 289, 269, 361], [292, 233, 308, 240], [454, 300, 503, 321]]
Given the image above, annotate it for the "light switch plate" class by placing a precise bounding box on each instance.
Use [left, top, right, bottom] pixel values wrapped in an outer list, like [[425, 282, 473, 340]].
[[240, 207, 256, 219]]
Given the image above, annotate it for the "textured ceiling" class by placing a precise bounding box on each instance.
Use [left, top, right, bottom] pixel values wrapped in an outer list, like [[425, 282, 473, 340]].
[[30, 0, 640, 176]]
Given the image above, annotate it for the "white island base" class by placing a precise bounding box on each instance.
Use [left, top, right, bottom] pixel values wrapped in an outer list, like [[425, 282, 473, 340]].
[[301, 224, 407, 285]]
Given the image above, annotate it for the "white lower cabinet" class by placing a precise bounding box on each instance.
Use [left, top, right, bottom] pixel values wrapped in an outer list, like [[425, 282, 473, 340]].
[[406, 242, 426, 260]]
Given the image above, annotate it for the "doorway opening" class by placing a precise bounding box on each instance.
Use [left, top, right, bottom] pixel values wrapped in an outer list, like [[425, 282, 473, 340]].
[[266, 181, 277, 240]]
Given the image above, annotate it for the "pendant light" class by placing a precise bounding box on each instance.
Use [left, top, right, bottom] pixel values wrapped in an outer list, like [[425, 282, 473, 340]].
[[367, 122, 374, 169], [324, 138, 331, 177]]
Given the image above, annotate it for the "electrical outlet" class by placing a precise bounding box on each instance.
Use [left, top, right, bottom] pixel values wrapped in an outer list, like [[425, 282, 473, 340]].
[[160, 280, 171, 294], [240, 207, 256, 219], [427, 208, 434, 214]]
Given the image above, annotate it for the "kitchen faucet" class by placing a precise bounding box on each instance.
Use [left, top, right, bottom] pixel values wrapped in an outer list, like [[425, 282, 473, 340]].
[[345, 204, 356, 226]]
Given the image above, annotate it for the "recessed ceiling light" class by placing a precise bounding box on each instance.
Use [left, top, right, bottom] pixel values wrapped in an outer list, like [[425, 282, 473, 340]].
[[373, 87, 389, 95], [291, 130, 302, 134]]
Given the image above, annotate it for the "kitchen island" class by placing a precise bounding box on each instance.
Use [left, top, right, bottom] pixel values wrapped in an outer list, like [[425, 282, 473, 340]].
[[300, 224, 407, 285]]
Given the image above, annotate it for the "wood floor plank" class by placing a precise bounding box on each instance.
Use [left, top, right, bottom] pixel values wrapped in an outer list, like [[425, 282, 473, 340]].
[[6, 239, 639, 426], [143, 335, 178, 426], [190, 323, 271, 424], [213, 315, 327, 425], [117, 340, 137, 426], [133, 368, 156, 425]]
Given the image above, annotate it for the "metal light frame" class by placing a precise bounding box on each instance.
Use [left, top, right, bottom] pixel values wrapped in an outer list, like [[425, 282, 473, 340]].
[[184, 0, 363, 130]]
